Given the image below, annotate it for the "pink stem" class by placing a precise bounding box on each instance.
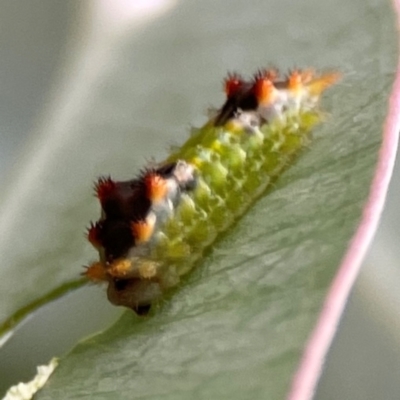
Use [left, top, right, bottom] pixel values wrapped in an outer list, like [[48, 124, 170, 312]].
[[287, 3, 400, 399]]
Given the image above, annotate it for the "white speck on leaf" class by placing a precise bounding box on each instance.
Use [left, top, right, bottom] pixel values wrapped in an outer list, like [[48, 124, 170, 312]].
[[2, 358, 58, 400]]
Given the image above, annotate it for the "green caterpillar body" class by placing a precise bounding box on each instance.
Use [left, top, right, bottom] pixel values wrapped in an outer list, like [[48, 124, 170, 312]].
[[85, 69, 339, 314]]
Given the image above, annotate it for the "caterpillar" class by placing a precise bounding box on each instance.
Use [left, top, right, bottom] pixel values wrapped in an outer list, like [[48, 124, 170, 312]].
[[84, 68, 339, 315]]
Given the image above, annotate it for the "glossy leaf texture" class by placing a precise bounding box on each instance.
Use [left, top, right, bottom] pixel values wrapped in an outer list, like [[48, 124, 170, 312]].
[[0, 0, 397, 399]]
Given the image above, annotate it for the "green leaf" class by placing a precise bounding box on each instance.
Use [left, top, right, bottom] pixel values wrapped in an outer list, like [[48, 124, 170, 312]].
[[0, 0, 397, 398]]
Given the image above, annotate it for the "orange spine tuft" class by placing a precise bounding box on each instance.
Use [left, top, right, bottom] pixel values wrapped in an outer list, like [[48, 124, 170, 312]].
[[253, 75, 275, 105], [83, 262, 108, 282], [144, 173, 168, 202], [131, 213, 156, 244], [287, 70, 303, 92]]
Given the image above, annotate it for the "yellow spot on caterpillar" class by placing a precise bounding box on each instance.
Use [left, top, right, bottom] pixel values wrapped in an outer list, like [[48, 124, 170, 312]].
[[225, 119, 244, 133], [188, 156, 204, 169], [210, 139, 222, 152], [138, 261, 158, 279], [83, 262, 108, 282], [108, 258, 132, 278]]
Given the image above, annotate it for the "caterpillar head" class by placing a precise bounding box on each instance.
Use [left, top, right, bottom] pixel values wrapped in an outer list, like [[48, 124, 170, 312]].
[[107, 277, 162, 315]]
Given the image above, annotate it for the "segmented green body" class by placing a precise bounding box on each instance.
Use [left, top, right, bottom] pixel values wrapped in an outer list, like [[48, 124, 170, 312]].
[[145, 112, 319, 286]]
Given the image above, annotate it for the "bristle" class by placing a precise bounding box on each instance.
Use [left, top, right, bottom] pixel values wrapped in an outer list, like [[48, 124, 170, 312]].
[[82, 262, 108, 282], [253, 68, 264, 80], [95, 176, 117, 203], [144, 172, 168, 202], [224, 72, 244, 97], [131, 213, 156, 244], [86, 221, 103, 249], [154, 162, 176, 177], [287, 70, 303, 92], [254, 68, 279, 82], [300, 69, 315, 84]]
